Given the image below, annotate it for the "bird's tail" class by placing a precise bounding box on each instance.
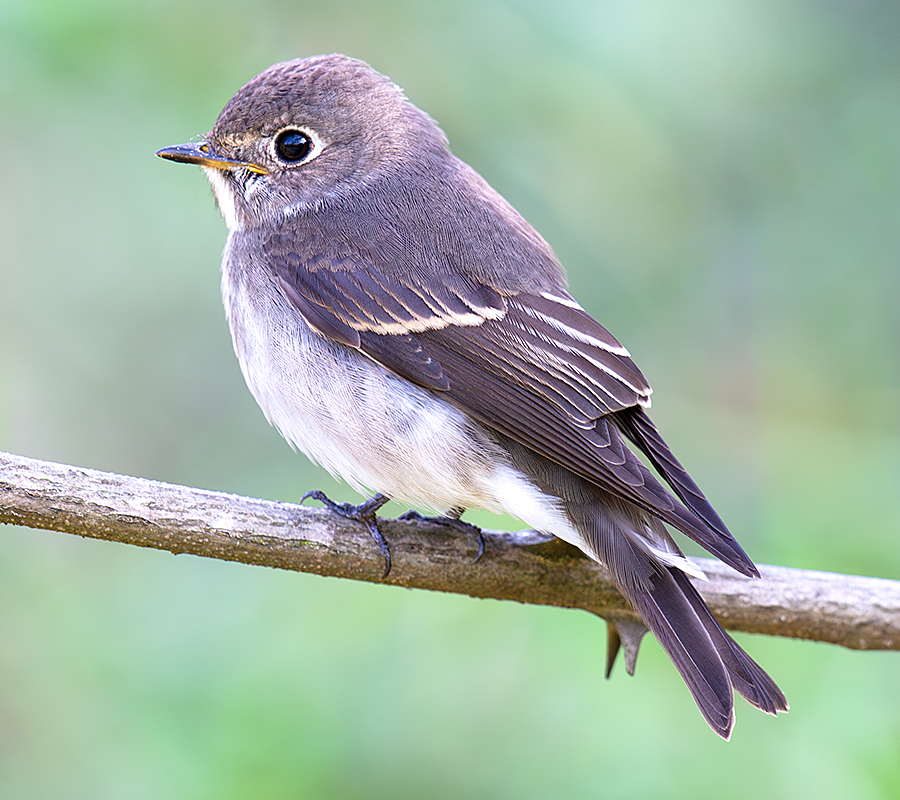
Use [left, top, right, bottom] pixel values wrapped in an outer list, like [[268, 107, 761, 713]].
[[499, 433, 787, 737], [590, 513, 788, 738]]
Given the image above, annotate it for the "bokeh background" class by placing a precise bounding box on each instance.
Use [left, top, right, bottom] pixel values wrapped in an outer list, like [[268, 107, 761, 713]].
[[1, 0, 899, 797]]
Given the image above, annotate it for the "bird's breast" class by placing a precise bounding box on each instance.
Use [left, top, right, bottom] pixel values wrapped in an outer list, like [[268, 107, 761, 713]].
[[219, 239, 512, 512]]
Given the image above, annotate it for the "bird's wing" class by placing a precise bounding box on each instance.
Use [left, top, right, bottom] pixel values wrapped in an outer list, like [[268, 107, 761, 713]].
[[274, 255, 507, 341], [271, 254, 755, 575]]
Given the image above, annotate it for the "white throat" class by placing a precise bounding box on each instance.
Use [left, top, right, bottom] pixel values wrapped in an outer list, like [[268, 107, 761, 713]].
[[203, 167, 242, 231]]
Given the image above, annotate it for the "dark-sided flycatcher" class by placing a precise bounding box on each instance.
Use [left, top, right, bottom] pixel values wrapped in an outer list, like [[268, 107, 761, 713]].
[[158, 54, 787, 738]]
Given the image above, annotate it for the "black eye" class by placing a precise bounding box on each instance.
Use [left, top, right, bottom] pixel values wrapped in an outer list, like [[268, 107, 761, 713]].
[[275, 129, 313, 162]]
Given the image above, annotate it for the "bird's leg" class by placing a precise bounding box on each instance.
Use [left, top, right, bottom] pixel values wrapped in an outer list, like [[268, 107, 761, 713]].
[[301, 490, 392, 577], [398, 505, 485, 562]]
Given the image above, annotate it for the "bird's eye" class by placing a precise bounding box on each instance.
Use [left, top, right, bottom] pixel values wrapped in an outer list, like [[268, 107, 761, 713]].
[[274, 129, 313, 162]]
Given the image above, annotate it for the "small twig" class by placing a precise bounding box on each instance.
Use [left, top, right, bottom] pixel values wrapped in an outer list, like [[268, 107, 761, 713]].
[[1, 450, 898, 651]]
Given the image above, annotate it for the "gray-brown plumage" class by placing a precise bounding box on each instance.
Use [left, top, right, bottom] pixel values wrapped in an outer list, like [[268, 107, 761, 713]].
[[157, 54, 787, 738]]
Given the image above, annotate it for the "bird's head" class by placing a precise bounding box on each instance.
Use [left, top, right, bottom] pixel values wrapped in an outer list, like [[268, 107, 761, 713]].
[[157, 54, 446, 230]]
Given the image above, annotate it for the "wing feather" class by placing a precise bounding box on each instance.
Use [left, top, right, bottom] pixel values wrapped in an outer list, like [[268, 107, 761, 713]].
[[271, 250, 754, 575]]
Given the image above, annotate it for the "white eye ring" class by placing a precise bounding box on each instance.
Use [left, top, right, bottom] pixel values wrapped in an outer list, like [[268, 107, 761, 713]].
[[271, 126, 324, 165]]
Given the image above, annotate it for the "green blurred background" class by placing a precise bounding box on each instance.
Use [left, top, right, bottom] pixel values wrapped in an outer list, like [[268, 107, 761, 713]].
[[1, 0, 899, 797]]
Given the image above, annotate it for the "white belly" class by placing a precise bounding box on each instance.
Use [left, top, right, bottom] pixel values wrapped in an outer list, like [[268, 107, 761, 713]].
[[223, 256, 497, 509], [220, 246, 582, 546]]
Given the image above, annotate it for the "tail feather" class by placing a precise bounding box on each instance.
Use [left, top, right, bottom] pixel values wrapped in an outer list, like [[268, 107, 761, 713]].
[[637, 582, 735, 736], [669, 569, 788, 715], [498, 431, 786, 737], [614, 542, 735, 737], [598, 525, 786, 738], [615, 409, 787, 713]]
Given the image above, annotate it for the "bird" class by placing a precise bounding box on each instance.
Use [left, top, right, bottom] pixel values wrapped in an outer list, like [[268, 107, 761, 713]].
[[157, 54, 787, 738]]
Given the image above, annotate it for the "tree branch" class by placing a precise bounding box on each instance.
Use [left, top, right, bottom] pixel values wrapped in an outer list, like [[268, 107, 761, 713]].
[[1, 450, 897, 651]]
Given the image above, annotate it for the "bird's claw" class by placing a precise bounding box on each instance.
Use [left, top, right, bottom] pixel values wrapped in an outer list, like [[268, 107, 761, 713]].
[[301, 490, 392, 578], [398, 507, 485, 562]]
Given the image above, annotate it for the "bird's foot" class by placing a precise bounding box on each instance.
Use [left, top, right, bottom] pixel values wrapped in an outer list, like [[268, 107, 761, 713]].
[[398, 506, 485, 562], [301, 490, 392, 577]]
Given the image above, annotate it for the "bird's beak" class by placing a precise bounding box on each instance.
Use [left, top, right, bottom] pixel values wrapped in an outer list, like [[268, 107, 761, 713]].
[[155, 142, 268, 175]]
